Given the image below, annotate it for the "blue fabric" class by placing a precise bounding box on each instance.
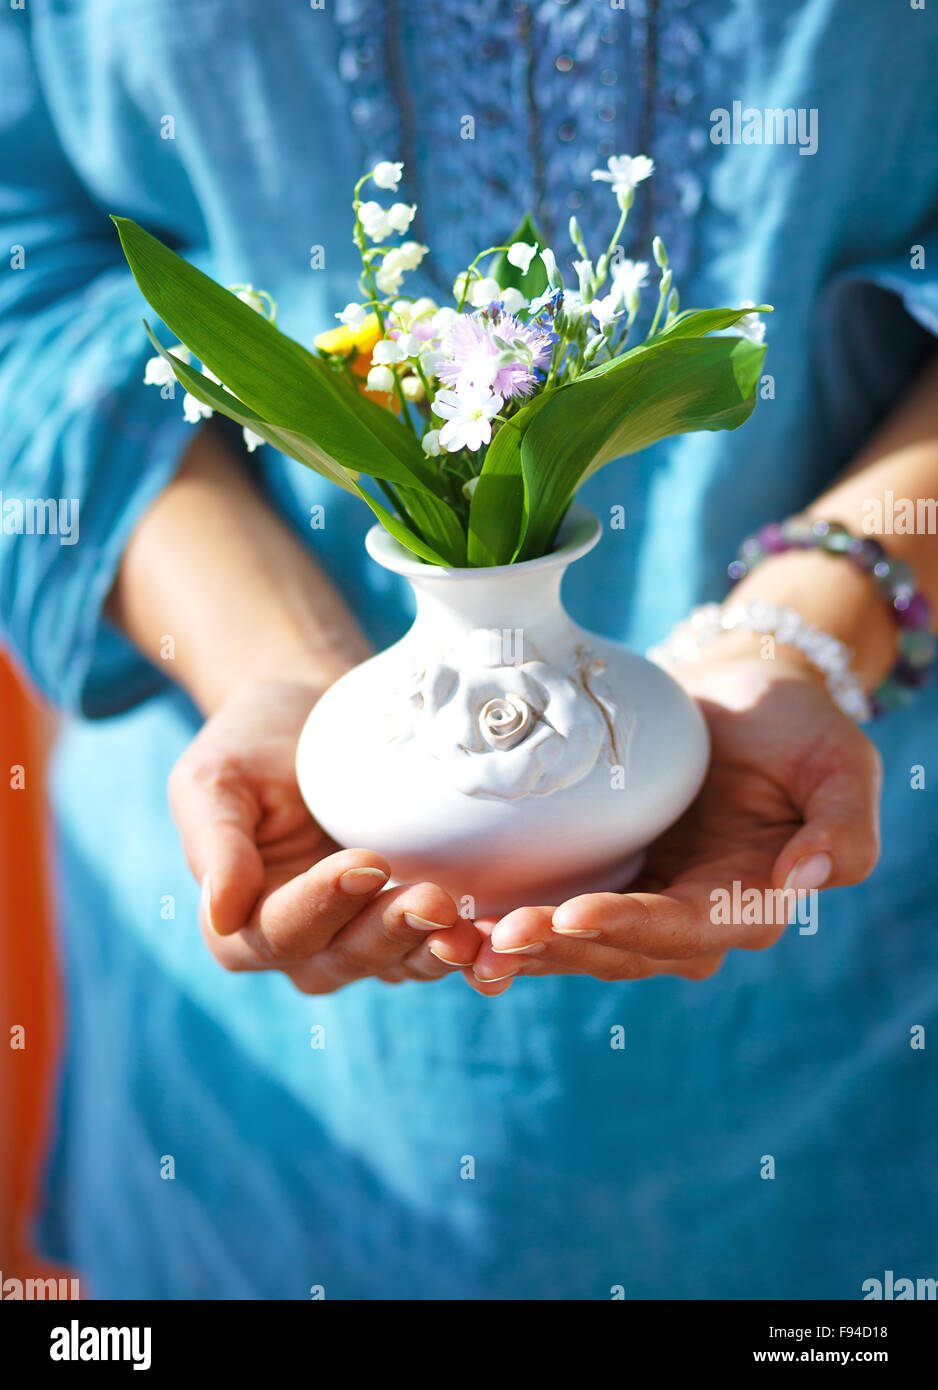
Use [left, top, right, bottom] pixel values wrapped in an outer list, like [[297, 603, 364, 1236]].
[[2, 0, 936, 1298]]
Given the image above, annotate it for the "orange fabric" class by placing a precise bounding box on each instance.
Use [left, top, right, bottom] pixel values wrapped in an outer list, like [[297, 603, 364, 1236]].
[[0, 650, 71, 1285]]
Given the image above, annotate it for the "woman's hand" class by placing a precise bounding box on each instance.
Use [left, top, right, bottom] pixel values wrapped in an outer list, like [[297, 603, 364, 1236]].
[[169, 679, 484, 993], [468, 647, 882, 988]]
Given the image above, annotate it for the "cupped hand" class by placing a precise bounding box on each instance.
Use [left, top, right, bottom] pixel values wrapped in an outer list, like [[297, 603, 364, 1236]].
[[467, 649, 882, 988], [169, 680, 484, 993]]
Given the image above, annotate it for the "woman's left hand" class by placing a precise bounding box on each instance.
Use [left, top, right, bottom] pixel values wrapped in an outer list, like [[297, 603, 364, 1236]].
[[467, 646, 882, 993]]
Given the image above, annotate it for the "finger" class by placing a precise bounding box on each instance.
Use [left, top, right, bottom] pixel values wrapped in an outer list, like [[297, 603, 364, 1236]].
[[477, 910, 727, 982], [201, 848, 390, 971], [169, 759, 265, 935], [773, 731, 882, 891], [399, 917, 484, 979], [285, 880, 462, 992]]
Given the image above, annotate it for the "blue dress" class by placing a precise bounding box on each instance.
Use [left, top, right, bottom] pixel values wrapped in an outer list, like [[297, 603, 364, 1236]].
[[2, 0, 936, 1298]]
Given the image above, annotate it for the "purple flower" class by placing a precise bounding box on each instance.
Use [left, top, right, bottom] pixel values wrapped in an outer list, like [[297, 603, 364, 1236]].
[[438, 309, 555, 401]]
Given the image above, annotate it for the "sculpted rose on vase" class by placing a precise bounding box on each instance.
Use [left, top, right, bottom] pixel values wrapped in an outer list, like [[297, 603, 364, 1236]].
[[393, 627, 614, 800]]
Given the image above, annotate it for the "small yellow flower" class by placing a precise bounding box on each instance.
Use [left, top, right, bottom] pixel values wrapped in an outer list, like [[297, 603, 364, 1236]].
[[314, 312, 382, 361], [314, 313, 393, 409]]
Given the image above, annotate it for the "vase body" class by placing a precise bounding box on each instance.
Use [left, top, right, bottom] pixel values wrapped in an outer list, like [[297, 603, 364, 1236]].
[[296, 507, 709, 917]]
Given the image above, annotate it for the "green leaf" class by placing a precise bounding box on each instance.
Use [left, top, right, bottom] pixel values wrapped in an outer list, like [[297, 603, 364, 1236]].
[[350, 486, 450, 566], [655, 304, 773, 340], [515, 334, 767, 559], [466, 473, 525, 566], [467, 387, 558, 564], [143, 326, 360, 493], [113, 217, 442, 497], [491, 213, 549, 301]]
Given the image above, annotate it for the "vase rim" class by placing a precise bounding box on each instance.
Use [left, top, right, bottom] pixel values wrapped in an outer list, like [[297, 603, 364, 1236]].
[[365, 504, 602, 581]]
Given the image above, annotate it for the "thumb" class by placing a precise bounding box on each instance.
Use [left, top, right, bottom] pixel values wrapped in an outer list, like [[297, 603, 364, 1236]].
[[772, 729, 882, 892], [168, 758, 265, 935]]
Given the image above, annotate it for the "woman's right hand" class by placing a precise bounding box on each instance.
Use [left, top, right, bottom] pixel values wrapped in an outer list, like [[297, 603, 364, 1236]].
[[168, 678, 484, 993]]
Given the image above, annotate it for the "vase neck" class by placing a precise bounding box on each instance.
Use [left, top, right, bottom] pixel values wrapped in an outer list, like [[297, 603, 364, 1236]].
[[407, 566, 569, 650]]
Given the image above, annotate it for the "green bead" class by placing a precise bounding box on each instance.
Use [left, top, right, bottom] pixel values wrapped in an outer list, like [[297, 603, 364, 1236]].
[[874, 677, 917, 711], [821, 529, 854, 553], [898, 629, 937, 668]]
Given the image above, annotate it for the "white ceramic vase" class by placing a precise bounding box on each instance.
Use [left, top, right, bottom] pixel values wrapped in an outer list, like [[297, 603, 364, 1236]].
[[296, 506, 710, 917]]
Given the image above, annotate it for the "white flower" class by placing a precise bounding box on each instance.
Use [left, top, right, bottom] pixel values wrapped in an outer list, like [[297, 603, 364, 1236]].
[[372, 337, 408, 366], [336, 302, 367, 328], [401, 374, 425, 402], [242, 427, 265, 453], [468, 276, 501, 308], [432, 306, 459, 334], [558, 290, 588, 322], [366, 364, 396, 392], [590, 293, 620, 331], [376, 264, 404, 295], [572, 257, 594, 297], [500, 287, 528, 314], [591, 153, 655, 193], [143, 345, 189, 386], [540, 247, 561, 288], [376, 243, 425, 295], [372, 160, 404, 191], [387, 241, 428, 275], [432, 386, 502, 452], [359, 200, 392, 241], [418, 346, 446, 376], [183, 392, 213, 424], [421, 428, 442, 456], [410, 296, 438, 319], [506, 241, 538, 275], [610, 258, 650, 311], [386, 202, 417, 233], [735, 300, 766, 344]]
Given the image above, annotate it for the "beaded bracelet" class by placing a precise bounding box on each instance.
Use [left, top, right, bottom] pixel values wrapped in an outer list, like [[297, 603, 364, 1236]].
[[649, 601, 871, 721], [728, 518, 936, 716]]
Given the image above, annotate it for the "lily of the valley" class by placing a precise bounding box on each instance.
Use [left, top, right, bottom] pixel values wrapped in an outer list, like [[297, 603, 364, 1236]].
[[372, 160, 404, 191], [506, 241, 538, 275]]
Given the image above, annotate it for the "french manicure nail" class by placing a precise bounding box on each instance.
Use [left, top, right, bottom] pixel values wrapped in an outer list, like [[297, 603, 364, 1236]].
[[201, 874, 218, 933], [551, 926, 601, 938], [339, 867, 389, 895], [491, 940, 546, 955], [428, 944, 472, 967], [784, 851, 832, 894], [472, 966, 518, 983], [403, 911, 452, 932]]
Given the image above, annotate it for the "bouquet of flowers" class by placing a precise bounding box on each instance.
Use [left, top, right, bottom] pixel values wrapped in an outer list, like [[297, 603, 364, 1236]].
[[115, 153, 769, 568]]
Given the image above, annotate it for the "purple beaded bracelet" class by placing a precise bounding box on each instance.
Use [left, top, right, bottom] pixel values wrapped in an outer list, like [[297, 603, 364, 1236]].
[[728, 517, 936, 717]]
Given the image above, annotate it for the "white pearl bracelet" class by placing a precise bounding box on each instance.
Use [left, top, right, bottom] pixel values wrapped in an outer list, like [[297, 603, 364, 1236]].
[[648, 601, 871, 722]]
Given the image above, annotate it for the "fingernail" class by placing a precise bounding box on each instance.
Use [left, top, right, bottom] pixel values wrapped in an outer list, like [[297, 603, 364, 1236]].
[[428, 944, 473, 968], [201, 874, 218, 933], [339, 867, 389, 895], [784, 852, 832, 894], [491, 940, 546, 955], [403, 912, 452, 933], [551, 926, 601, 938], [472, 966, 518, 983]]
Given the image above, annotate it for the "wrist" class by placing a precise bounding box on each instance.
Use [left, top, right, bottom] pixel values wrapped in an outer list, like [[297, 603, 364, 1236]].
[[726, 548, 896, 694]]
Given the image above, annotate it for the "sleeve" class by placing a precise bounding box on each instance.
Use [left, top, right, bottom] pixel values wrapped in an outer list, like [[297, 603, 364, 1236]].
[[817, 222, 938, 456], [0, 20, 196, 717]]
